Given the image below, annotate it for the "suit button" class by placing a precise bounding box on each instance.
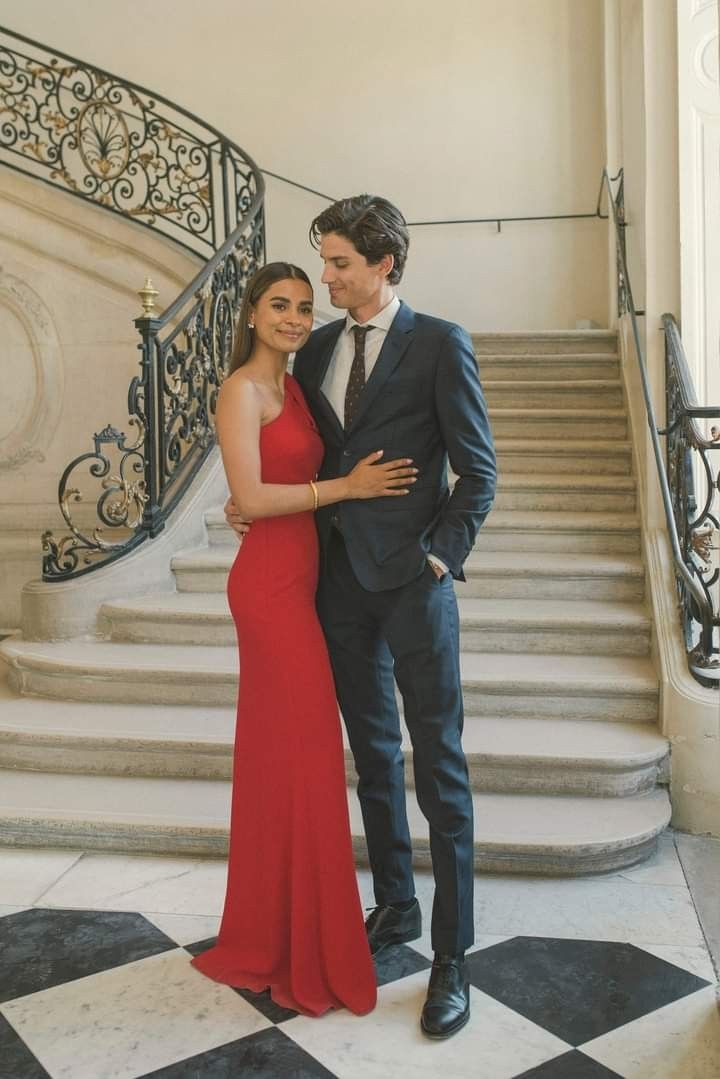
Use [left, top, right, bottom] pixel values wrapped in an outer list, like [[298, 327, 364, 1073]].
[[343, 450, 350, 457]]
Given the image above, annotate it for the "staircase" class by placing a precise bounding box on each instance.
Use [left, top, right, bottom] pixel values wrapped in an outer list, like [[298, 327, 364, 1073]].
[[0, 330, 671, 873]]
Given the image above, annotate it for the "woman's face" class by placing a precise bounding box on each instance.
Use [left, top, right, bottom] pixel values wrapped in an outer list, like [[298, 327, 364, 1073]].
[[250, 278, 313, 354]]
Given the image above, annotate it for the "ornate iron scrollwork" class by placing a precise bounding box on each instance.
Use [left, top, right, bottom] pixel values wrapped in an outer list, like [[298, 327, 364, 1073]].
[[0, 28, 265, 579], [662, 315, 719, 686]]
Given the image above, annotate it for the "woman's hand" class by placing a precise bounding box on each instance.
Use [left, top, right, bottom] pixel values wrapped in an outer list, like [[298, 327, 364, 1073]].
[[346, 451, 418, 500]]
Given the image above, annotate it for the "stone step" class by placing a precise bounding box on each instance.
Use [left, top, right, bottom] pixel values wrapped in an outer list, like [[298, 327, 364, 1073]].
[[489, 408, 627, 440], [461, 551, 645, 600], [472, 331, 618, 355], [493, 474, 636, 513], [478, 354, 621, 382], [472, 511, 640, 553], [457, 598, 650, 656], [179, 543, 645, 601], [100, 591, 650, 656], [484, 380, 624, 410], [0, 766, 670, 873], [0, 681, 667, 796], [490, 439, 633, 475], [198, 510, 641, 580], [0, 639, 658, 721]]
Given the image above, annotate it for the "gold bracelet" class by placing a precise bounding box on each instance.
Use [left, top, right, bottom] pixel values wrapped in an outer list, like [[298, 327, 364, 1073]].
[[309, 479, 319, 511]]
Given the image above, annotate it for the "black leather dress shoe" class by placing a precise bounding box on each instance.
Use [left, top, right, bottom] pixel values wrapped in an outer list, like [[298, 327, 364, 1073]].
[[420, 953, 470, 1039], [364, 900, 421, 956]]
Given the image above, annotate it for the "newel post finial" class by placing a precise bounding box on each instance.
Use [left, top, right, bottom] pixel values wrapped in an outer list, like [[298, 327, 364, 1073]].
[[138, 276, 159, 316]]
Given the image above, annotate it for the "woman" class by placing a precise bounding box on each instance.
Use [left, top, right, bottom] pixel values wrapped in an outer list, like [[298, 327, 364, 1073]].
[[190, 262, 417, 1017]]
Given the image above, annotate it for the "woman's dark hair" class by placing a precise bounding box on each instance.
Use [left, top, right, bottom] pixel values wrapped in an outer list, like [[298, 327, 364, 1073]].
[[229, 262, 312, 374], [309, 195, 409, 284]]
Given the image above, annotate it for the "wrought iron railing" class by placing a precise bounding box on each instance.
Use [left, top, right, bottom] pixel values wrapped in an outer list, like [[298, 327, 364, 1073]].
[[662, 315, 719, 684], [0, 27, 265, 578], [598, 168, 719, 686]]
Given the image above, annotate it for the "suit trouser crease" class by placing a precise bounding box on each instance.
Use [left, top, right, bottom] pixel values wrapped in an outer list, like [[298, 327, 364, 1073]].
[[318, 533, 475, 955]]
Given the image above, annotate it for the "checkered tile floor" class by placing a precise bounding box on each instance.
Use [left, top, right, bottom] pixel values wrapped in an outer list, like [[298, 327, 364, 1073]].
[[1, 901, 718, 1079]]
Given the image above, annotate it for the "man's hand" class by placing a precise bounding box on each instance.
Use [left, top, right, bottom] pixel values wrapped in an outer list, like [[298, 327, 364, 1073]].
[[224, 496, 251, 539], [428, 558, 446, 580]]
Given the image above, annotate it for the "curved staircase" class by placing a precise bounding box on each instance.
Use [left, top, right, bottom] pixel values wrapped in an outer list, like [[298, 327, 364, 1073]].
[[0, 330, 671, 873]]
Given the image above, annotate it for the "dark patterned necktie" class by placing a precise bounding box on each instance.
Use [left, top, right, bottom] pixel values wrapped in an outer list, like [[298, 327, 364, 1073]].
[[344, 325, 373, 429]]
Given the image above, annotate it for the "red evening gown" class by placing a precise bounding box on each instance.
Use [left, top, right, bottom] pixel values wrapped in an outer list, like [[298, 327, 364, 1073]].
[[191, 373, 376, 1017]]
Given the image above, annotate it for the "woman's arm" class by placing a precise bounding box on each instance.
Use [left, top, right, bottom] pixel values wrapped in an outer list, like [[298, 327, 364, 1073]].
[[216, 376, 416, 521]]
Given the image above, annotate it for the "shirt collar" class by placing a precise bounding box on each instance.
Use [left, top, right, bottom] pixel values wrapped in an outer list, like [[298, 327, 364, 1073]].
[[345, 295, 401, 335]]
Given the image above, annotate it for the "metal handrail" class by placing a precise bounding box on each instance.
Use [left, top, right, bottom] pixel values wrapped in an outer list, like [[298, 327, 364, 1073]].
[[597, 168, 718, 684], [261, 167, 602, 231], [0, 26, 266, 578]]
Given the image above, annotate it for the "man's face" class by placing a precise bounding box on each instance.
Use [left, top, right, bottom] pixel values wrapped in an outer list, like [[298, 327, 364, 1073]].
[[319, 231, 392, 313]]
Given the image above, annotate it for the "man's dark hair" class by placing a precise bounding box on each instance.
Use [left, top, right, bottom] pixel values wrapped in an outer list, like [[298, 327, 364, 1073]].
[[309, 195, 410, 284]]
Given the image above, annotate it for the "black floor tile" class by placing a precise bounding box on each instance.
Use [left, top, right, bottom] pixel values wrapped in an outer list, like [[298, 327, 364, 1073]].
[[467, 936, 710, 1045], [184, 936, 217, 958], [373, 943, 432, 987], [0, 1013, 51, 1079], [513, 1049, 625, 1077], [234, 987, 299, 1024], [0, 908, 177, 1004], [185, 938, 299, 1021], [140, 1026, 338, 1078]]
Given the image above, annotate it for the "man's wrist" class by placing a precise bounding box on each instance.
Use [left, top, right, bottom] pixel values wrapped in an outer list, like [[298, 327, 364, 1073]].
[[427, 555, 449, 579]]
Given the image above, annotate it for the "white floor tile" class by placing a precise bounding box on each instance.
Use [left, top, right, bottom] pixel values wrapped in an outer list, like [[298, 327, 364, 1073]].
[[0, 848, 84, 904], [40, 852, 228, 916], [0, 904, 29, 917], [583, 985, 720, 1078], [1, 947, 269, 1079], [284, 970, 569, 1079], [141, 912, 221, 947], [638, 943, 717, 986], [604, 834, 688, 887], [470, 875, 705, 947]]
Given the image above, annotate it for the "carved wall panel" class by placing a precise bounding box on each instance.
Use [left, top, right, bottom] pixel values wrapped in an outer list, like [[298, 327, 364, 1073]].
[[0, 271, 63, 474]]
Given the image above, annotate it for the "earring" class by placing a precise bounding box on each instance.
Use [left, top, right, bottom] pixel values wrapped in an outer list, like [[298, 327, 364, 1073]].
[[248, 322, 254, 329]]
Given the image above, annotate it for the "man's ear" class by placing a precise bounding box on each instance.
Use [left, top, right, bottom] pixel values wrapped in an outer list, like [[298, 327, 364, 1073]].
[[380, 253, 395, 280]]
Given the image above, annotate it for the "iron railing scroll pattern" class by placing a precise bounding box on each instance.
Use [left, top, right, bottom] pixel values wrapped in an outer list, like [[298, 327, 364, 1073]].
[[0, 28, 265, 579], [662, 315, 720, 685], [598, 168, 718, 686]]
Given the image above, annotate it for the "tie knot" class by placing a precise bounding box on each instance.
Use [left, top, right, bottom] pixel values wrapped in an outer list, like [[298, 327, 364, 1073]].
[[352, 324, 373, 342]]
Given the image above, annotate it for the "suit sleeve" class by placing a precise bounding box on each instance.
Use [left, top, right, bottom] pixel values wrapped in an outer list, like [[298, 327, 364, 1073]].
[[291, 341, 311, 396], [430, 325, 496, 579]]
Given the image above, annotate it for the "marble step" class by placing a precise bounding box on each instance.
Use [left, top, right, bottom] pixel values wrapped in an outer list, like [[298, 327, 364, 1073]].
[[491, 439, 632, 475], [489, 408, 627, 440], [471, 511, 640, 554], [0, 639, 658, 721], [461, 551, 645, 600], [0, 680, 667, 796], [100, 592, 651, 656], [483, 380, 624, 410], [0, 766, 670, 873], [174, 544, 645, 601], [478, 354, 621, 382], [195, 512, 642, 584], [472, 331, 618, 356], [493, 474, 636, 513]]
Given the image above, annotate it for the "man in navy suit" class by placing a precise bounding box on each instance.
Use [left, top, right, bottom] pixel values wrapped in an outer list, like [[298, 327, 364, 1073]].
[[229, 195, 495, 1038]]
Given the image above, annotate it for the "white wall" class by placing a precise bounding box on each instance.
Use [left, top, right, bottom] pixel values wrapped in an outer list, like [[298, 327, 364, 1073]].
[[2, 0, 608, 328], [605, 0, 719, 836], [0, 171, 198, 628]]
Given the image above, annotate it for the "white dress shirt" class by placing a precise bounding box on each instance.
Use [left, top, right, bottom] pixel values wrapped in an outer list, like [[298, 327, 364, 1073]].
[[321, 295, 448, 578], [321, 295, 401, 422]]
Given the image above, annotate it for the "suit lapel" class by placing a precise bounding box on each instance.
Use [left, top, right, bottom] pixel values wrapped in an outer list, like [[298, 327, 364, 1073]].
[[310, 323, 344, 444], [346, 301, 415, 435]]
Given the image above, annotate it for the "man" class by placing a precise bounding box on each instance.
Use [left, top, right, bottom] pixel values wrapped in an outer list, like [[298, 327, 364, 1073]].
[[226, 195, 496, 1038]]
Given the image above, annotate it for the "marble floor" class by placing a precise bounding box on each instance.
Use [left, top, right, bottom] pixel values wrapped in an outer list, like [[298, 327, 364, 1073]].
[[0, 833, 718, 1079]]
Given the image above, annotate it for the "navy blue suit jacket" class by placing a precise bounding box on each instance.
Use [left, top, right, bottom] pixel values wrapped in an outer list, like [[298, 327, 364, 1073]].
[[292, 301, 496, 591]]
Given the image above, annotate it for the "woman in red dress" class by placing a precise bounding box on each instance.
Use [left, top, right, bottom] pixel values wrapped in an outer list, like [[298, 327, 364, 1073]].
[[190, 263, 416, 1017]]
